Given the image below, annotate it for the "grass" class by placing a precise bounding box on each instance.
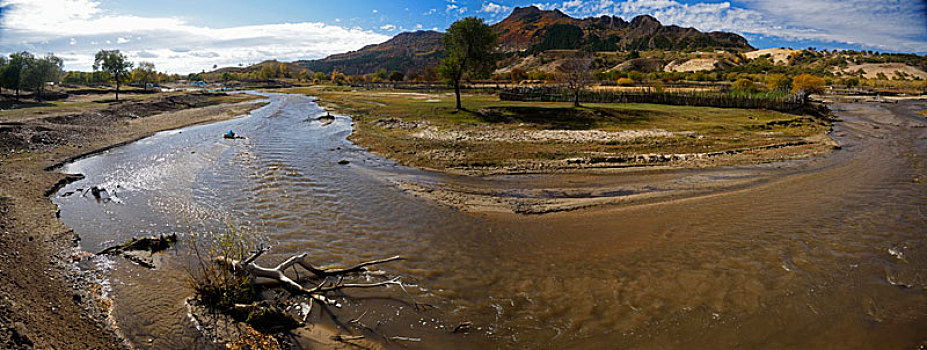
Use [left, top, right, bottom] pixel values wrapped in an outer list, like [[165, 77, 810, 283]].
[[270, 86, 831, 172], [186, 227, 259, 310]]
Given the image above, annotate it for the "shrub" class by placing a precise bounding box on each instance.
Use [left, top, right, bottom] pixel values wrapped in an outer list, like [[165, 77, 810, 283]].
[[616, 77, 634, 86], [792, 73, 826, 94], [732, 78, 758, 93], [766, 74, 791, 91], [186, 227, 260, 310]]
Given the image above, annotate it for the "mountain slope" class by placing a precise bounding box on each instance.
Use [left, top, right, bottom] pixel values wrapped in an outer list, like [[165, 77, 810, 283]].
[[287, 6, 754, 76], [294, 30, 444, 76]]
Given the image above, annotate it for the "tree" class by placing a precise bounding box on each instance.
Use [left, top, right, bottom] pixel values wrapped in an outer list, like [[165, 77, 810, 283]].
[[0, 56, 6, 94], [792, 73, 826, 99], [132, 61, 157, 91], [765, 73, 791, 92], [438, 17, 497, 110], [258, 65, 275, 80], [22, 54, 63, 101], [557, 52, 594, 107], [508, 67, 527, 83], [732, 78, 758, 93], [296, 69, 311, 82], [2, 52, 35, 98], [93, 50, 133, 101], [388, 71, 404, 82]]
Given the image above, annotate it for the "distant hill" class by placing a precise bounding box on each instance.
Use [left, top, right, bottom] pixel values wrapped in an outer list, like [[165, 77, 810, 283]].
[[288, 6, 753, 76], [294, 30, 444, 76]]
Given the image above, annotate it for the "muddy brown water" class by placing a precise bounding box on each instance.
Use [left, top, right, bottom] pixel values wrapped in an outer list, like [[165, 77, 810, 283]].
[[52, 93, 927, 349]]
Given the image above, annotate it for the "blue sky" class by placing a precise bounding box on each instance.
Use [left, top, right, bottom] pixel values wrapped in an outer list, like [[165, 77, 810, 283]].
[[1, 0, 924, 73]]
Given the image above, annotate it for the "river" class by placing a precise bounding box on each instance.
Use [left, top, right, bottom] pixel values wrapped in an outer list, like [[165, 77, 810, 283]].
[[52, 93, 927, 349]]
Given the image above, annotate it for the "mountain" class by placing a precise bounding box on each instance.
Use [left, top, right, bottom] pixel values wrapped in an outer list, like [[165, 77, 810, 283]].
[[286, 6, 754, 76], [295, 30, 444, 76], [494, 6, 753, 52]]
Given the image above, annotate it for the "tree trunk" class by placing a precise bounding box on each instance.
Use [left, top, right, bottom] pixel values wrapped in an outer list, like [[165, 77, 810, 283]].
[[454, 80, 462, 110], [573, 90, 580, 107], [115, 78, 120, 101]]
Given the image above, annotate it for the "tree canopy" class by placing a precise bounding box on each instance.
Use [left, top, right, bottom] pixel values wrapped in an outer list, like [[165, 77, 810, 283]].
[[94, 50, 133, 101], [438, 17, 497, 110], [21, 54, 63, 100]]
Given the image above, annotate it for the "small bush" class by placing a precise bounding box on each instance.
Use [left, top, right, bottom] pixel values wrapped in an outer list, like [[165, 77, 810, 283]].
[[732, 78, 758, 93], [616, 77, 634, 86], [186, 227, 260, 310]]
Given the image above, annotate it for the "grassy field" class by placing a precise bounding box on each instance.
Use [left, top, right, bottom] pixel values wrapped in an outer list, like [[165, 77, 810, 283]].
[[273, 86, 832, 173]]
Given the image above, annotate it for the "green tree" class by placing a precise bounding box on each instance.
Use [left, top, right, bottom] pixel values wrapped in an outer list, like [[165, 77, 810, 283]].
[[438, 17, 497, 110], [0, 56, 6, 94], [22, 54, 63, 101], [131, 61, 157, 91], [93, 50, 133, 101], [2, 52, 35, 98], [388, 71, 404, 82]]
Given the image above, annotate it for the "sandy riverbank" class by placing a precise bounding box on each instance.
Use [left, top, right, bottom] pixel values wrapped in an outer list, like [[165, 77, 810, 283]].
[[0, 92, 266, 349]]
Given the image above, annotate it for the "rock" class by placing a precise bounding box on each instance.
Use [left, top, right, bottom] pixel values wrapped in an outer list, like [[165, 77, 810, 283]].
[[337, 160, 350, 165], [12, 321, 32, 345]]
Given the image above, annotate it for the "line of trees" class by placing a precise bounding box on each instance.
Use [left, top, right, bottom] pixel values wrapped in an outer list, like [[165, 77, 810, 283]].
[[0, 52, 64, 100]]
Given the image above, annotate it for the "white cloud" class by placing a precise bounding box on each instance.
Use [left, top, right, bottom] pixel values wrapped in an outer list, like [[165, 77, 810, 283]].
[[380, 24, 396, 31], [481, 2, 511, 15], [424, 8, 437, 15], [415, 24, 423, 29], [554, 0, 927, 52], [0, 0, 392, 73], [372, 9, 378, 13]]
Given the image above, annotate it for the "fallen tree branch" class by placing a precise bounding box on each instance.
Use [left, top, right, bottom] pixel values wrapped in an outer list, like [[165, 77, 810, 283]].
[[218, 252, 403, 306]]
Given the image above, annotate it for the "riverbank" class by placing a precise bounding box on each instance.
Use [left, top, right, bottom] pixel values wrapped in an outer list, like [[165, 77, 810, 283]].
[[0, 92, 265, 348], [277, 86, 836, 176], [272, 86, 839, 213]]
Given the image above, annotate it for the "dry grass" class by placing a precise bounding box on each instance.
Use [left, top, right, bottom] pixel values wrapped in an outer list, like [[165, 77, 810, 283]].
[[272, 86, 830, 172]]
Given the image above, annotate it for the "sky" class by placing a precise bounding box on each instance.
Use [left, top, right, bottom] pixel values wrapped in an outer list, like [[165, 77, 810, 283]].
[[0, 0, 924, 74]]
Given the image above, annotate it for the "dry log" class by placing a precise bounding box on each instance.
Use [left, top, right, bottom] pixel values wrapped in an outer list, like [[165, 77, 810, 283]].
[[220, 249, 403, 305]]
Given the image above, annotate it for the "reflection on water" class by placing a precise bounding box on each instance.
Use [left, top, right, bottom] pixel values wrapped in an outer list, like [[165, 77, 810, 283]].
[[54, 94, 927, 349]]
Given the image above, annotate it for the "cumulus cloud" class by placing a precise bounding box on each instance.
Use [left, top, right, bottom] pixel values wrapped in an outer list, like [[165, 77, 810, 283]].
[[481, 2, 511, 15], [380, 24, 396, 31], [551, 0, 927, 52], [0, 0, 391, 73]]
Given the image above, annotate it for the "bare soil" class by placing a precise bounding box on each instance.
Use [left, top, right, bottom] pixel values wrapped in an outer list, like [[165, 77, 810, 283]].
[[0, 92, 265, 349]]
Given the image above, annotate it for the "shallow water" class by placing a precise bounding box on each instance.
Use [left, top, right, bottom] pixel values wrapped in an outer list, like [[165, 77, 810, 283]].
[[54, 94, 927, 349]]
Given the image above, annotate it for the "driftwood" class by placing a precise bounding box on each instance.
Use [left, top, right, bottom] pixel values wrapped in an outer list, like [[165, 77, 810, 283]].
[[220, 249, 403, 307]]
